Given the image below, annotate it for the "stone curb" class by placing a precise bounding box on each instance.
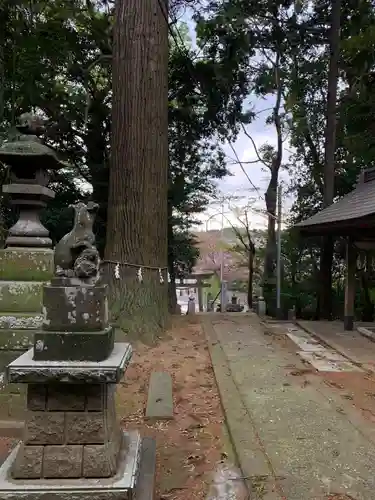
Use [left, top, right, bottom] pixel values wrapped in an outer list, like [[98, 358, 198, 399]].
[[202, 318, 281, 500]]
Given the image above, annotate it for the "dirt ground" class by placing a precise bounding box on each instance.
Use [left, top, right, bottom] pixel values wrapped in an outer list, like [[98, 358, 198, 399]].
[[0, 436, 15, 464], [0, 318, 230, 500], [117, 316, 227, 500]]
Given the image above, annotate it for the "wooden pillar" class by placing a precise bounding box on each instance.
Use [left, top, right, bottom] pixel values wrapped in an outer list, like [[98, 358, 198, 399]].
[[197, 280, 203, 312], [344, 239, 356, 331]]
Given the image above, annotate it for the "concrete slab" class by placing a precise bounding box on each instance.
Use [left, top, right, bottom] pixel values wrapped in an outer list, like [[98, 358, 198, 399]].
[[357, 326, 375, 342], [298, 351, 362, 372], [297, 320, 375, 368], [316, 349, 347, 361], [284, 324, 364, 372], [208, 314, 375, 500], [145, 371, 173, 420], [286, 332, 326, 352]]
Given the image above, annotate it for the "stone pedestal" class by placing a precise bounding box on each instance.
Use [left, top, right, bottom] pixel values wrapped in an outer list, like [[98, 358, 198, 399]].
[[34, 278, 114, 362], [0, 248, 53, 422], [6, 344, 132, 483], [0, 121, 62, 424], [0, 276, 155, 498]]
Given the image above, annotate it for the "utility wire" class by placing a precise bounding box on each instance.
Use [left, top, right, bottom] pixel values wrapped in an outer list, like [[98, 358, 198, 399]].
[[157, 0, 265, 202], [227, 142, 264, 200]]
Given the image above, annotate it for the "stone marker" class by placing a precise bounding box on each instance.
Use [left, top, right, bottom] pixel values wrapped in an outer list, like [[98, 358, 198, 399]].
[[0, 201, 156, 500], [187, 296, 196, 314], [0, 115, 65, 423], [288, 306, 296, 321], [206, 292, 214, 312], [257, 287, 266, 317], [145, 371, 173, 420]]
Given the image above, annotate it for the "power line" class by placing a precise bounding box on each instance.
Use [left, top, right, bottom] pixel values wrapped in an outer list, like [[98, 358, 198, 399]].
[[156, 0, 264, 202], [227, 142, 264, 200]]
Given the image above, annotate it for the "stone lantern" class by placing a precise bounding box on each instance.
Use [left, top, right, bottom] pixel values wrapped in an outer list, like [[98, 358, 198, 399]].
[[0, 115, 65, 248], [0, 115, 65, 424]]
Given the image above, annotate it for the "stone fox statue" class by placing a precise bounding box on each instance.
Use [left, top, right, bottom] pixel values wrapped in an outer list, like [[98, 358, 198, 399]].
[[54, 201, 100, 282]]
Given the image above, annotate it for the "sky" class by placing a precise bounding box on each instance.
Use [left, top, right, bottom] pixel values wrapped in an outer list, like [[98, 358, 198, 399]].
[[205, 95, 293, 231], [183, 11, 293, 232]]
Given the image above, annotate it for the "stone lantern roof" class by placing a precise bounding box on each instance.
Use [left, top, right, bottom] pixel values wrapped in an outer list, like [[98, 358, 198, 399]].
[[0, 137, 67, 172]]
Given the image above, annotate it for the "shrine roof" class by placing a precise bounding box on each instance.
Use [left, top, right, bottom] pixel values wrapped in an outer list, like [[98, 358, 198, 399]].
[[295, 176, 375, 234]]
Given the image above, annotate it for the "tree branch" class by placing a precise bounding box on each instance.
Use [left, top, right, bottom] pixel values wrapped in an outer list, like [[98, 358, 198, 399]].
[[227, 140, 263, 197], [240, 123, 272, 169]]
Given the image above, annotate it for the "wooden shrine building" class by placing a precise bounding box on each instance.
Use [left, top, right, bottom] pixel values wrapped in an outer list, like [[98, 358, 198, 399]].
[[295, 167, 375, 331]]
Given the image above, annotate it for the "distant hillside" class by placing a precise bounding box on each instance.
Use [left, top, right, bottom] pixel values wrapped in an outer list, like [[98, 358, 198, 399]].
[[192, 227, 266, 283]]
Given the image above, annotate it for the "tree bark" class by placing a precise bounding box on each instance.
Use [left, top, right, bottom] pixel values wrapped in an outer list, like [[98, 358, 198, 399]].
[[263, 168, 278, 314], [319, 0, 341, 319], [263, 53, 282, 316], [105, 0, 169, 334]]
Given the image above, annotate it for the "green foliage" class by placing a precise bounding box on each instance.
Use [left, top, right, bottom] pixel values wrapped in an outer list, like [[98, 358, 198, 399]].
[[0, 0, 249, 280], [3, 0, 375, 321]]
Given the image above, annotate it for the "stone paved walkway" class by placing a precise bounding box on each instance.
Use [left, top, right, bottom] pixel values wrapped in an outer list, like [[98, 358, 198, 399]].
[[204, 314, 375, 500]]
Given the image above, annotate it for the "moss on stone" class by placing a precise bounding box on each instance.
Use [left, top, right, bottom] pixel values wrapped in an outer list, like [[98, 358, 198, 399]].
[[0, 329, 34, 350], [0, 313, 43, 330], [0, 248, 53, 281], [0, 281, 44, 313]]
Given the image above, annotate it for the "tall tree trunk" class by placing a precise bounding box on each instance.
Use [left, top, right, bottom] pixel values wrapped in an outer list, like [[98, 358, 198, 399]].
[[319, 0, 341, 319], [263, 168, 278, 314], [105, 0, 169, 335], [263, 53, 282, 316]]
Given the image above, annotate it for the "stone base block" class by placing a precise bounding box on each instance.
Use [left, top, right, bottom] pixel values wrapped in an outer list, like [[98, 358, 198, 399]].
[[0, 431, 154, 500], [42, 284, 109, 332], [0, 281, 44, 313], [33, 327, 115, 362], [0, 248, 53, 282]]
